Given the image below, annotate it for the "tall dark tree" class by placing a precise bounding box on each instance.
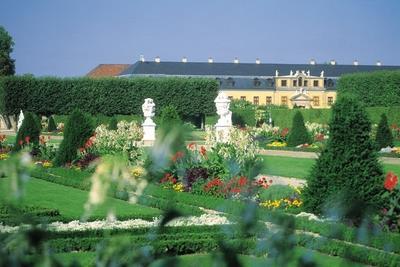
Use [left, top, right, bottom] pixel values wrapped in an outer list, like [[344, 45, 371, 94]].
[[15, 112, 41, 151], [375, 113, 393, 149], [0, 26, 15, 76], [303, 95, 385, 222], [287, 111, 311, 147]]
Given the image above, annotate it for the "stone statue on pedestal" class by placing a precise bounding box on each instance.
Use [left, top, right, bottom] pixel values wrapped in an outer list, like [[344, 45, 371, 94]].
[[142, 98, 156, 144], [214, 92, 232, 142], [17, 110, 24, 130]]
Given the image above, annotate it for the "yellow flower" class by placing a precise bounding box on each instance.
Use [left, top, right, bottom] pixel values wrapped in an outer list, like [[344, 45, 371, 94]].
[[267, 141, 287, 147], [172, 182, 184, 192], [0, 153, 9, 160], [43, 161, 53, 168], [131, 166, 145, 178]]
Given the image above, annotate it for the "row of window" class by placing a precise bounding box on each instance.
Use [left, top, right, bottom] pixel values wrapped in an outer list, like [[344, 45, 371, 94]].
[[233, 96, 334, 106], [281, 79, 320, 87]]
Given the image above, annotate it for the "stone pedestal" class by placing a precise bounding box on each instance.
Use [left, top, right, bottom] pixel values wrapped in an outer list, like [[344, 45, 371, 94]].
[[142, 119, 156, 146], [215, 125, 231, 143]]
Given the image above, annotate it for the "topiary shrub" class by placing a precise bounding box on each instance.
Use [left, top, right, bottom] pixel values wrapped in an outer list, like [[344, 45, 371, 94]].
[[15, 112, 41, 151], [375, 113, 393, 149], [108, 116, 118, 130], [302, 95, 385, 222], [159, 105, 182, 128], [54, 109, 94, 166], [47, 116, 57, 132], [287, 111, 311, 147]]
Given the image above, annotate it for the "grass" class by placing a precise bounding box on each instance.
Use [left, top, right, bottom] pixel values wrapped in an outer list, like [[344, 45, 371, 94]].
[[260, 155, 400, 179], [0, 177, 162, 221], [4, 134, 62, 146], [54, 248, 365, 267]]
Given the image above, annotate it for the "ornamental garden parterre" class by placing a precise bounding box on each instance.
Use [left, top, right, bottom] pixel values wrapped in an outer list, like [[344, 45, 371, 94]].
[[0, 76, 400, 266]]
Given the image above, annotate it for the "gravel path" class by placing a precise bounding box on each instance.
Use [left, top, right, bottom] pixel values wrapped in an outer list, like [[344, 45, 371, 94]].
[[258, 149, 400, 165]]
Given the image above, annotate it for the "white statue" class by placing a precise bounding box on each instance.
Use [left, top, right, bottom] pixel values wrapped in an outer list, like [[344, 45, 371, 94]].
[[214, 92, 232, 142], [17, 110, 24, 130], [141, 98, 156, 144], [290, 70, 293, 76], [320, 71, 324, 77], [215, 93, 232, 127], [142, 98, 155, 124], [275, 70, 279, 77]]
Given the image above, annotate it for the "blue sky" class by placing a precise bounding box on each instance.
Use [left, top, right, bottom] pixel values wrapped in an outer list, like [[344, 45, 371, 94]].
[[1, 0, 400, 76]]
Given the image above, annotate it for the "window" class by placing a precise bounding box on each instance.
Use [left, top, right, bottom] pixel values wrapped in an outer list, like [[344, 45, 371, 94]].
[[228, 96, 233, 100], [266, 96, 272, 105], [326, 79, 334, 88], [227, 77, 235, 87], [281, 96, 288, 105], [253, 78, 261, 87], [293, 80, 297, 87], [313, 96, 320, 106], [313, 80, 319, 87], [281, 80, 287, 87], [253, 96, 259, 105], [240, 96, 246, 101], [328, 97, 334, 106], [304, 80, 308, 87], [298, 77, 303, 87]]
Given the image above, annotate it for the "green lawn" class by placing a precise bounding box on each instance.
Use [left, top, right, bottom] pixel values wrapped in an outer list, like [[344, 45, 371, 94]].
[[0, 177, 161, 221], [55, 248, 365, 267], [4, 134, 62, 146], [260, 155, 400, 179]]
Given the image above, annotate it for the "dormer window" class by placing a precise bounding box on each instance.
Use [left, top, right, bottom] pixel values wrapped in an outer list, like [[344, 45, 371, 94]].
[[215, 78, 222, 86], [266, 78, 274, 87], [293, 80, 297, 87], [227, 77, 235, 87], [253, 78, 261, 87], [298, 77, 303, 87]]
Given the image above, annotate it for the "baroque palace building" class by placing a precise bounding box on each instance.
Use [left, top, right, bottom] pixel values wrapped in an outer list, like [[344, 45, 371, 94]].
[[87, 57, 400, 109]]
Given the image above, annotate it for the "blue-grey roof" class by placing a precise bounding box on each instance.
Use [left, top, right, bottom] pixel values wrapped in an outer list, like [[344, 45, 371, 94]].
[[120, 61, 400, 78]]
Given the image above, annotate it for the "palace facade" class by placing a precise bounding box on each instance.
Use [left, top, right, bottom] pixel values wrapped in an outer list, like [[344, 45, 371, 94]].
[[88, 58, 400, 108]]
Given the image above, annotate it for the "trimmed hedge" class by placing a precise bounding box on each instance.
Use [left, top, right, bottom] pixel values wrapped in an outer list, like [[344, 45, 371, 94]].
[[337, 70, 400, 107], [0, 76, 218, 118], [267, 106, 400, 128]]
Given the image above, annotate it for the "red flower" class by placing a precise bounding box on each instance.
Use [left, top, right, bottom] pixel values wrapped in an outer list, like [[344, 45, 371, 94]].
[[171, 151, 184, 162], [384, 172, 398, 191], [200, 146, 207, 156], [19, 140, 23, 146], [25, 136, 30, 144], [79, 147, 85, 153], [281, 128, 289, 138], [187, 142, 195, 150], [269, 180, 273, 184], [238, 176, 248, 187]]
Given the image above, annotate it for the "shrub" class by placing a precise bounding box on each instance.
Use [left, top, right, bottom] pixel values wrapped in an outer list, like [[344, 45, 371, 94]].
[[159, 105, 181, 128], [15, 112, 41, 151], [375, 113, 393, 149], [231, 99, 256, 127], [287, 111, 311, 147], [0, 76, 218, 118], [337, 70, 400, 107], [303, 95, 385, 222], [54, 109, 94, 166], [108, 116, 118, 130], [47, 116, 57, 132]]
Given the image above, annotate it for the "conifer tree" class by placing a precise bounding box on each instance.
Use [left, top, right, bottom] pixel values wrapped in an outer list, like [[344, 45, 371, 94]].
[[54, 109, 93, 166], [15, 112, 41, 150], [375, 113, 393, 149], [108, 116, 118, 130], [287, 111, 311, 146], [303, 95, 385, 221], [47, 116, 57, 132]]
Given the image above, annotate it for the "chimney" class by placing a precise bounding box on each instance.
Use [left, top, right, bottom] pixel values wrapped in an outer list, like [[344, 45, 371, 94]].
[[353, 60, 359, 66], [208, 57, 213, 63], [139, 55, 145, 62], [155, 56, 160, 63], [233, 57, 239, 64], [255, 58, 261, 64], [182, 56, 187, 63], [330, 59, 336, 65], [376, 60, 382, 66], [309, 59, 316, 65]]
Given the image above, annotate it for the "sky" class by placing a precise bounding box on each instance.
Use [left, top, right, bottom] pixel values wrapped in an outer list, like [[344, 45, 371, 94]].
[[1, 0, 400, 77]]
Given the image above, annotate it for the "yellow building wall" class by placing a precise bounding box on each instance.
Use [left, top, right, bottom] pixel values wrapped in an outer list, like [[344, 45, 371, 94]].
[[222, 89, 337, 109]]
